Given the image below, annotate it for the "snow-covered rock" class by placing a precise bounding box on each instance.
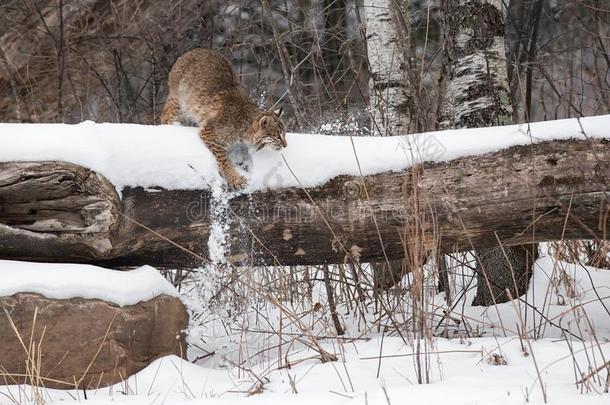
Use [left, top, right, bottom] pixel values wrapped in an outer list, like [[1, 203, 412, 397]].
[[0, 260, 187, 389]]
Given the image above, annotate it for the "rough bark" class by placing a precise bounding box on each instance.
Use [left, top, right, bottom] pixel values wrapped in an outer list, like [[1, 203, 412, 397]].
[[0, 137, 608, 268], [0, 162, 121, 262], [439, 0, 513, 128], [0, 293, 188, 389], [439, 0, 536, 305], [470, 245, 539, 306]]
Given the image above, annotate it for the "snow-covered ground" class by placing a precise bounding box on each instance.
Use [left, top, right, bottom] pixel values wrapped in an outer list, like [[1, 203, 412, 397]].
[[0, 115, 607, 192], [4, 337, 606, 405], [1, 252, 609, 404]]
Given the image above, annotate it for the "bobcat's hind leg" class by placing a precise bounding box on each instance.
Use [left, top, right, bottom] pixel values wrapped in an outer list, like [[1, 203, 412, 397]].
[[200, 128, 247, 190], [160, 93, 181, 124]]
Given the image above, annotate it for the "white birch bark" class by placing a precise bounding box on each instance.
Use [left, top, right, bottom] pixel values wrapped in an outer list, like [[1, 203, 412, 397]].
[[440, 0, 535, 306], [439, 0, 513, 129], [364, 0, 410, 136], [363, 0, 414, 289]]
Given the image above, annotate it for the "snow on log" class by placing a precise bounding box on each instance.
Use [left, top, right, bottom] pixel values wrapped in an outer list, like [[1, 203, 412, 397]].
[[0, 117, 608, 268]]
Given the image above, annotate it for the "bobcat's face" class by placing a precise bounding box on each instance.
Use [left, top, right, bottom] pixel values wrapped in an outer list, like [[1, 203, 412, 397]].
[[253, 111, 286, 151]]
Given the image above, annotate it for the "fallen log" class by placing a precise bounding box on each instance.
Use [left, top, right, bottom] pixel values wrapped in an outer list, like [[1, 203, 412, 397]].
[[0, 137, 608, 268]]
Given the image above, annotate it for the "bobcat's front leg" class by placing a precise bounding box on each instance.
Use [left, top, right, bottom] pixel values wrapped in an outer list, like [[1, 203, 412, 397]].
[[200, 128, 247, 190], [160, 93, 181, 124]]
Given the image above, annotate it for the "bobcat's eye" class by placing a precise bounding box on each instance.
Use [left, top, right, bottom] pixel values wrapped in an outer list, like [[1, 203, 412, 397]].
[[278, 132, 287, 148]]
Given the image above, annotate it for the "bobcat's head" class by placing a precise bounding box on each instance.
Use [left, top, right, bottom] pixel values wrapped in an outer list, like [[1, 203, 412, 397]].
[[253, 109, 287, 151]]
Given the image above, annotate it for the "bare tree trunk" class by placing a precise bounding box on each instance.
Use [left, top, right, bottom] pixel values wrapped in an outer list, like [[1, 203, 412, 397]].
[[323, 0, 347, 103], [364, 0, 411, 136], [323, 264, 345, 335], [439, 0, 536, 306], [364, 0, 416, 289], [439, 0, 513, 128], [505, 0, 546, 122]]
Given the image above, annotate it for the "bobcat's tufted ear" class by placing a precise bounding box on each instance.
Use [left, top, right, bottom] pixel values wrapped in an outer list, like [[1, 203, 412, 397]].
[[260, 115, 270, 128], [273, 107, 283, 117]]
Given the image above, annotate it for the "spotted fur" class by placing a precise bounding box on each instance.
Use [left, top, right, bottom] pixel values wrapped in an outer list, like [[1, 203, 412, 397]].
[[161, 48, 286, 189]]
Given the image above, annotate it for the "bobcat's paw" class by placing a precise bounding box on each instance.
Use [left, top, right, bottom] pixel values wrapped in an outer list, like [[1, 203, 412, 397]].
[[228, 174, 248, 190], [159, 114, 171, 125]]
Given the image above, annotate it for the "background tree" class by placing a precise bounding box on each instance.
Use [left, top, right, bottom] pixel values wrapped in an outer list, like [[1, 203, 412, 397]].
[[364, 0, 413, 135], [439, 0, 539, 306]]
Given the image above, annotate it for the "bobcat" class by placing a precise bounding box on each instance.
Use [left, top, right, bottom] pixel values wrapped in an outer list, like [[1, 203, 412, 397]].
[[160, 48, 287, 189]]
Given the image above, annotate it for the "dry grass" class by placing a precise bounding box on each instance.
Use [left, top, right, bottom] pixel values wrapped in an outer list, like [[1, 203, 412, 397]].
[[0, 0, 609, 401]]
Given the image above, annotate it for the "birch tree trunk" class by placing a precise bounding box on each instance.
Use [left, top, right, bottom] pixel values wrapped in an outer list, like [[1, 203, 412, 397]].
[[364, 0, 416, 290], [440, 0, 536, 306], [364, 0, 411, 136]]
